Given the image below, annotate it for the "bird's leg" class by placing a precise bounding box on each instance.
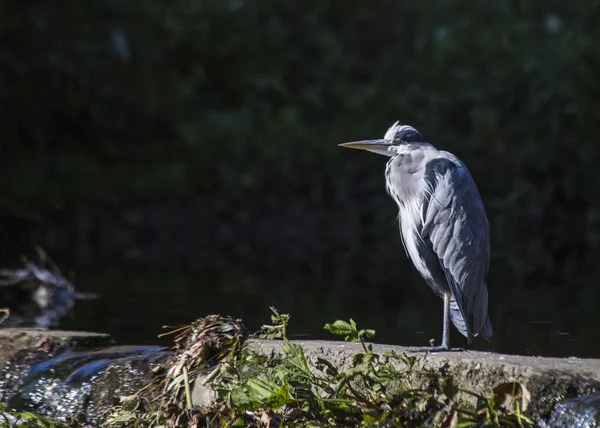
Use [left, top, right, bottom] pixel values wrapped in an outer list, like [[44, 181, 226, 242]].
[[441, 289, 451, 349], [405, 291, 464, 353]]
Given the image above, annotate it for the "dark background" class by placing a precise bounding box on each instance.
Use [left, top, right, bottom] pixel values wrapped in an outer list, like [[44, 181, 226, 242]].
[[1, 0, 599, 357]]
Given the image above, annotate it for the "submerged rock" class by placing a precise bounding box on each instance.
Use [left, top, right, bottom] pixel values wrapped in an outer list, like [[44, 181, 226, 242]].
[[0, 328, 113, 367]]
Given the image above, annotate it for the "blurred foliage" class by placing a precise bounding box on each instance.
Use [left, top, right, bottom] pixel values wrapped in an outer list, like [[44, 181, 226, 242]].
[[2, 0, 600, 332]]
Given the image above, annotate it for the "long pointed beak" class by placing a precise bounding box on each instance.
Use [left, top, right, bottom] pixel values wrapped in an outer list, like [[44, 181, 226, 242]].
[[339, 139, 390, 150]]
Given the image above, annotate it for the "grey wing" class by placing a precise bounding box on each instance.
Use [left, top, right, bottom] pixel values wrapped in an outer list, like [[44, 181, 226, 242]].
[[420, 157, 491, 339]]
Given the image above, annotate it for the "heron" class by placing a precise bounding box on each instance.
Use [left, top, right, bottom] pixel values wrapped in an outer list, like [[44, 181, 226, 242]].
[[340, 122, 492, 351]]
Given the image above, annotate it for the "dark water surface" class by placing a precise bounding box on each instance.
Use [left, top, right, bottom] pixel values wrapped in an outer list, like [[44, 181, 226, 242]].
[[2, 200, 599, 360], [50, 264, 599, 359]]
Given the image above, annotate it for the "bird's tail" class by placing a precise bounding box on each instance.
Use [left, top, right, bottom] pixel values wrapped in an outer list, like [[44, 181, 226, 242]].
[[480, 316, 493, 341], [450, 298, 493, 342]]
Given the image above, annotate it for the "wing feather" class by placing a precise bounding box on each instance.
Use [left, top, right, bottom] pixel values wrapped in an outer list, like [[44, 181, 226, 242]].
[[420, 157, 491, 339]]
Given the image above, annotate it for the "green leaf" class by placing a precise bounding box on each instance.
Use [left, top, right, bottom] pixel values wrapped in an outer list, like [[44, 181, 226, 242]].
[[231, 377, 293, 410], [324, 320, 355, 337], [333, 376, 350, 396], [249, 379, 292, 409], [231, 418, 245, 427], [376, 363, 401, 384], [283, 343, 313, 379], [360, 329, 376, 339], [166, 373, 185, 392], [315, 357, 339, 378], [247, 378, 279, 399], [364, 411, 388, 424], [383, 350, 418, 370], [325, 319, 377, 344], [349, 319, 357, 330], [6, 410, 55, 427], [256, 307, 290, 341], [456, 419, 477, 428], [438, 377, 458, 399], [353, 353, 365, 367]]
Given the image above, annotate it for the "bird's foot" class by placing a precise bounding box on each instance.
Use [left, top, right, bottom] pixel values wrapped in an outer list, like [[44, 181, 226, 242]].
[[404, 345, 464, 353]]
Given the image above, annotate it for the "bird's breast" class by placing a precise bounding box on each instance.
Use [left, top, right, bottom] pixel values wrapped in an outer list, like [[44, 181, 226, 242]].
[[398, 201, 433, 282]]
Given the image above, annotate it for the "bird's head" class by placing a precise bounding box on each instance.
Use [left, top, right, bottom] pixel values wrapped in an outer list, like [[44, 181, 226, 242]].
[[339, 121, 427, 157]]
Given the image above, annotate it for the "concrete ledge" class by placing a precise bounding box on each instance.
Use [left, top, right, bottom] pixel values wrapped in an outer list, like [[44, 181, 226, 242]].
[[247, 339, 600, 419], [2, 330, 599, 421], [0, 328, 114, 366]]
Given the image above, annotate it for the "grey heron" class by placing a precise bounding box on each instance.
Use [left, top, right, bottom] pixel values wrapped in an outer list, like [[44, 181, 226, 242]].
[[340, 122, 492, 351]]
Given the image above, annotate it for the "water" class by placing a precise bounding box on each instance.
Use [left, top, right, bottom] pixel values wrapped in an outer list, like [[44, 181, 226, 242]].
[[0, 251, 78, 329], [2, 200, 600, 359], [47, 265, 599, 359], [0, 345, 170, 423], [541, 394, 600, 427]]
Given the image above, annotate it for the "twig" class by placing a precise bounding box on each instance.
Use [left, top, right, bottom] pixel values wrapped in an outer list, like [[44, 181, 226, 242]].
[[183, 366, 193, 410], [0, 308, 9, 326]]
